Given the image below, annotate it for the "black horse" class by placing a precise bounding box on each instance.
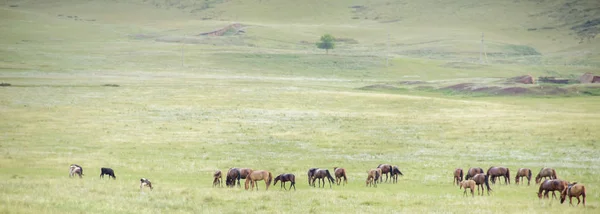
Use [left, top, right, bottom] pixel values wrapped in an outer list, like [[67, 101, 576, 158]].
[[226, 168, 241, 187], [274, 173, 296, 191]]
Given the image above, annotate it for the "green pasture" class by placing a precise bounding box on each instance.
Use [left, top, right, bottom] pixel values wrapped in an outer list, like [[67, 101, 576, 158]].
[[1, 0, 599, 213]]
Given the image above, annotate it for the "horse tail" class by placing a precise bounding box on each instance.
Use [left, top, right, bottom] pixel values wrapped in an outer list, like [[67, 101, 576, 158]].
[[484, 175, 492, 192], [326, 170, 334, 183], [459, 169, 463, 181], [506, 168, 511, 184], [267, 172, 273, 187], [528, 169, 532, 179]]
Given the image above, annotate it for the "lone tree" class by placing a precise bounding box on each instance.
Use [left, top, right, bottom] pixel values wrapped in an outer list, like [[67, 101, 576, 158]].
[[316, 34, 335, 54]]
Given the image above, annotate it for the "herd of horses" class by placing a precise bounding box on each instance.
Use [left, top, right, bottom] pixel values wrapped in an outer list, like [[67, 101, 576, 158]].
[[454, 166, 586, 207], [212, 164, 404, 191], [68, 163, 586, 207]]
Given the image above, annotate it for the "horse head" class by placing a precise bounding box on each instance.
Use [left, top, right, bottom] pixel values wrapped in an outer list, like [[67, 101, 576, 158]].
[[273, 175, 281, 186]]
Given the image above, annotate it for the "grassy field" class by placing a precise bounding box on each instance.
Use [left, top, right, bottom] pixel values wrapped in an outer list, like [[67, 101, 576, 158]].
[[1, 0, 600, 213]]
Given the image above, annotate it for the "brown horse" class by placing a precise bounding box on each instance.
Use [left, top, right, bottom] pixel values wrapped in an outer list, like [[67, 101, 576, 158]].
[[307, 168, 318, 186], [465, 167, 484, 180], [454, 168, 463, 186], [561, 183, 586, 207], [226, 168, 241, 187], [472, 173, 492, 196], [537, 179, 568, 200], [366, 169, 380, 187], [333, 167, 347, 186], [377, 164, 393, 183], [273, 173, 296, 191], [459, 180, 476, 197], [535, 168, 557, 184], [391, 165, 403, 183], [487, 166, 510, 185], [515, 168, 532, 186], [312, 169, 335, 188], [244, 170, 273, 191], [240, 168, 253, 179], [213, 170, 222, 187]]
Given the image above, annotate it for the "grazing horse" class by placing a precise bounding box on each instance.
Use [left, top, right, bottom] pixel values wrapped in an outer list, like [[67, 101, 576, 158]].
[[307, 168, 318, 186], [226, 168, 241, 187], [472, 173, 492, 196], [535, 167, 557, 184], [465, 167, 484, 180], [454, 168, 464, 186], [239, 168, 253, 179], [459, 180, 476, 197], [140, 178, 153, 191], [244, 170, 273, 191], [391, 165, 403, 183], [213, 170, 222, 187], [537, 179, 568, 200], [69, 164, 83, 178], [100, 167, 116, 179], [366, 169, 380, 187], [377, 164, 393, 183], [312, 169, 335, 188], [561, 183, 586, 207], [273, 173, 296, 191], [333, 167, 348, 186], [487, 166, 510, 185], [515, 168, 532, 186]]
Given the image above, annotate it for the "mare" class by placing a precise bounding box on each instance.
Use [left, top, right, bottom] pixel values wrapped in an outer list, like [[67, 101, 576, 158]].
[[245, 170, 273, 191], [273, 173, 296, 191], [561, 183, 586, 207], [472, 173, 492, 196], [226, 168, 241, 188], [377, 164, 393, 183], [333, 167, 348, 186], [213, 170, 222, 187], [465, 167, 483, 180], [535, 168, 557, 184], [459, 180, 476, 197], [487, 166, 510, 185], [307, 168, 318, 186], [537, 179, 568, 200], [366, 169, 380, 187], [391, 165, 403, 183], [312, 169, 335, 188], [515, 168, 532, 186], [454, 168, 463, 186]]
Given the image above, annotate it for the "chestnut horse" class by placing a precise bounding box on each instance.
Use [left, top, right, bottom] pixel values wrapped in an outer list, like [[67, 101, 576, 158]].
[[537, 179, 568, 200], [244, 170, 273, 191], [377, 164, 393, 183], [312, 169, 335, 188], [333, 167, 347, 186], [487, 166, 510, 185], [472, 173, 492, 196], [213, 170, 222, 187], [515, 168, 532, 186], [535, 167, 557, 184], [454, 168, 463, 186], [561, 183, 586, 207], [226, 168, 241, 187], [366, 169, 380, 187], [273, 173, 296, 191], [465, 167, 484, 180], [391, 165, 403, 183], [459, 180, 476, 197]]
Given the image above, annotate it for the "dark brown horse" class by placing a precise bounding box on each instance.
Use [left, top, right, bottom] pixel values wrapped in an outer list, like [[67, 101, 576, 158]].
[[366, 169, 380, 187], [377, 164, 393, 183], [333, 167, 347, 186], [454, 168, 463, 186], [561, 183, 586, 207], [312, 169, 335, 188], [273, 173, 296, 191], [213, 170, 222, 187], [537, 179, 568, 200], [307, 168, 318, 186], [515, 168, 532, 186], [465, 167, 484, 180], [487, 166, 510, 185], [391, 165, 403, 183], [460, 180, 476, 197], [226, 168, 241, 187], [535, 167, 557, 184], [244, 170, 273, 191], [472, 173, 492, 196]]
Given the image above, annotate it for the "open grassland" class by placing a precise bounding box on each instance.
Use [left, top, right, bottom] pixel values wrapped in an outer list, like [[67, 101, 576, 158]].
[[1, 0, 600, 213]]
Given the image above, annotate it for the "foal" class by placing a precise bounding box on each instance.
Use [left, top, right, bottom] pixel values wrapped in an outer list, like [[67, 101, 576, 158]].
[[460, 180, 476, 197], [366, 169, 380, 187], [333, 167, 348, 186], [213, 170, 222, 187]]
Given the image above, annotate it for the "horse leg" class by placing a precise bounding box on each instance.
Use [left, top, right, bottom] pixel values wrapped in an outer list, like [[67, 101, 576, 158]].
[[292, 182, 296, 191], [470, 187, 474, 197]]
